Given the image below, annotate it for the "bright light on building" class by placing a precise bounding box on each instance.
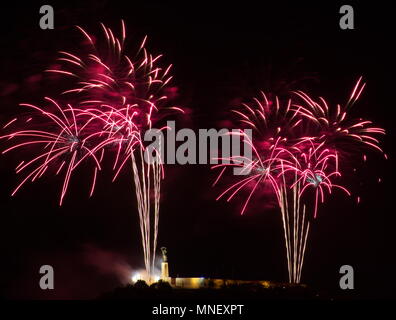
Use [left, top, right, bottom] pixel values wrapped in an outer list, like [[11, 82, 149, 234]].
[[131, 273, 141, 283]]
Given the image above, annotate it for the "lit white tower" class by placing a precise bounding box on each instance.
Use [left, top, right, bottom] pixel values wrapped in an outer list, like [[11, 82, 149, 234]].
[[160, 247, 169, 280]]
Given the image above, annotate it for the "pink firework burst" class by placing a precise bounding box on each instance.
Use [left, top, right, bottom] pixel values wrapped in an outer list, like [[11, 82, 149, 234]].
[[213, 93, 303, 215], [213, 132, 292, 215], [231, 91, 304, 144], [46, 21, 182, 128], [284, 140, 351, 218], [292, 77, 385, 153], [1, 97, 103, 205]]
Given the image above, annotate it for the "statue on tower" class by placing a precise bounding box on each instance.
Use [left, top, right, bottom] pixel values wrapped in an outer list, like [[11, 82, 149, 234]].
[[161, 247, 168, 262], [160, 247, 169, 280]]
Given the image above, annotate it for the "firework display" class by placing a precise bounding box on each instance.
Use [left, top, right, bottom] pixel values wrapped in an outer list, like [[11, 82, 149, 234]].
[[0, 1, 390, 302], [213, 78, 385, 283], [1, 21, 181, 282]]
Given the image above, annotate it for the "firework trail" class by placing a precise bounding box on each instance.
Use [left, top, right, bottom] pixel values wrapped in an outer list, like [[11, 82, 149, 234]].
[[278, 178, 308, 284], [81, 104, 166, 280], [278, 141, 350, 282], [213, 93, 308, 283], [213, 79, 385, 283]]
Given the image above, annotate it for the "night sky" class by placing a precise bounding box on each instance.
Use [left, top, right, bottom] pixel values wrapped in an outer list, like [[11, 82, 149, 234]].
[[0, 1, 395, 299]]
